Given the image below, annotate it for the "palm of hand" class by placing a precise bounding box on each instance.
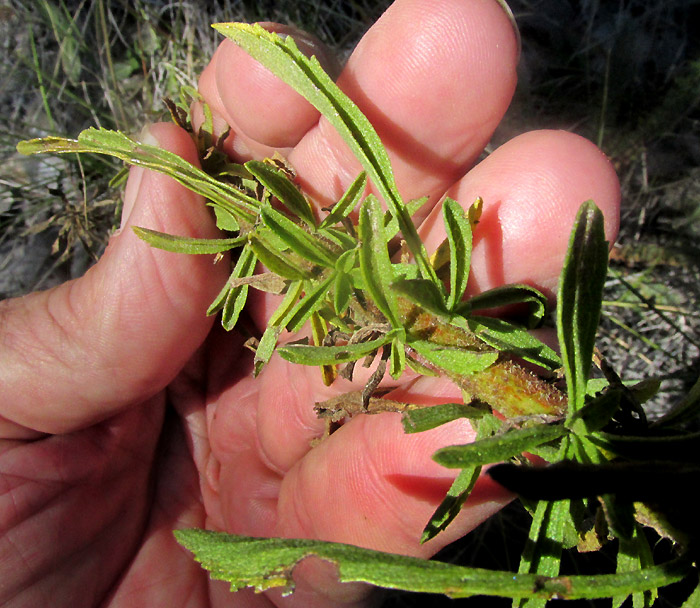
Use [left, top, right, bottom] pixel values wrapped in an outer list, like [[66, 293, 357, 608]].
[[0, 1, 620, 607]]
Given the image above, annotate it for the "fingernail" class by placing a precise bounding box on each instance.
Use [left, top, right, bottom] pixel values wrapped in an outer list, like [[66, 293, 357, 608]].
[[118, 125, 157, 231], [494, 0, 522, 63], [118, 166, 144, 232], [258, 22, 342, 79]]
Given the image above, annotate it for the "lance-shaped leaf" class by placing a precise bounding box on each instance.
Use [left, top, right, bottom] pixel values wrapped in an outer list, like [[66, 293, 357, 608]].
[[410, 340, 498, 377], [18, 128, 260, 226], [132, 226, 245, 254], [254, 325, 283, 376], [443, 197, 473, 310], [422, 467, 481, 544], [516, 437, 576, 608], [385, 196, 429, 240], [614, 524, 656, 608], [391, 278, 450, 319], [260, 206, 335, 268], [418, 410, 499, 543], [174, 529, 691, 599], [278, 334, 391, 366], [319, 171, 367, 229], [433, 424, 568, 469], [333, 272, 353, 315], [249, 235, 312, 280], [252, 282, 306, 375], [246, 160, 315, 227], [402, 403, 488, 434], [332, 248, 357, 314], [216, 244, 257, 330], [212, 23, 438, 285], [268, 280, 304, 327], [285, 275, 335, 333], [565, 388, 622, 435], [557, 201, 609, 414], [310, 312, 336, 386], [516, 499, 571, 608], [458, 284, 549, 329], [389, 335, 406, 380], [213, 207, 240, 232], [467, 316, 561, 371], [358, 195, 400, 327]]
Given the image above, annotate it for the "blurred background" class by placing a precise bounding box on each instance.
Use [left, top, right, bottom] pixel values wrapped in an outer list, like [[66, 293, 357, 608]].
[[1, 0, 698, 605]]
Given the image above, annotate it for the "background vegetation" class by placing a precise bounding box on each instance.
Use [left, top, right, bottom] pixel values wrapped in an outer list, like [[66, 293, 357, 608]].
[[1, 0, 698, 605]]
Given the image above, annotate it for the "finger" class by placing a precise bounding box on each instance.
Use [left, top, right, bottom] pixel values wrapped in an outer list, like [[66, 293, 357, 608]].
[[418, 129, 621, 301], [289, 0, 519, 220], [277, 410, 510, 553], [269, 376, 512, 605], [0, 123, 227, 435], [198, 23, 339, 159], [207, 361, 508, 605]]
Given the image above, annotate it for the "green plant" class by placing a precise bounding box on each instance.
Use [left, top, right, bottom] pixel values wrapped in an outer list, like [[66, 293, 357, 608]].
[[17, 22, 700, 607]]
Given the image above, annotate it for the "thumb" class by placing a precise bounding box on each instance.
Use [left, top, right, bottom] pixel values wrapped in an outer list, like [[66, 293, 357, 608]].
[[0, 123, 227, 436]]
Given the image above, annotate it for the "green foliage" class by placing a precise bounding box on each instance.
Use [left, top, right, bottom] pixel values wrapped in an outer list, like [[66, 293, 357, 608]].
[[18, 19, 700, 608], [557, 200, 609, 415], [174, 530, 690, 600]]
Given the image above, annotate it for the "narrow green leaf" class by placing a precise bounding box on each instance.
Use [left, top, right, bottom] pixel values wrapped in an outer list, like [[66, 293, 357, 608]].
[[391, 278, 450, 318], [213, 206, 240, 232], [419, 409, 500, 543], [443, 197, 473, 311], [18, 128, 260, 225], [516, 436, 576, 608], [422, 467, 481, 544], [358, 195, 400, 327], [333, 272, 353, 315], [132, 226, 245, 254], [319, 228, 357, 251], [385, 196, 430, 240], [260, 206, 335, 268], [286, 275, 335, 333], [175, 529, 690, 599], [212, 23, 437, 284], [402, 403, 487, 434], [246, 160, 315, 227], [459, 284, 549, 329], [254, 325, 283, 376], [614, 524, 656, 608], [467, 316, 561, 370], [221, 245, 257, 330], [389, 335, 406, 380], [319, 171, 367, 229], [516, 499, 570, 608], [268, 280, 304, 327], [335, 248, 357, 274], [410, 340, 498, 377], [207, 243, 256, 315], [566, 389, 622, 435], [249, 235, 311, 280], [433, 424, 568, 469], [557, 201, 609, 414], [278, 335, 391, 366]]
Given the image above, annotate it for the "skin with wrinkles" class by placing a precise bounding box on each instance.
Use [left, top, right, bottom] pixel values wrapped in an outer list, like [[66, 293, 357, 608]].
[[0, 1, 620, 606]]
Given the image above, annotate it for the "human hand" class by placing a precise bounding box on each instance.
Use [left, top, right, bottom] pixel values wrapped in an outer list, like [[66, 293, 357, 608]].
[[0, 1, 620, 607]]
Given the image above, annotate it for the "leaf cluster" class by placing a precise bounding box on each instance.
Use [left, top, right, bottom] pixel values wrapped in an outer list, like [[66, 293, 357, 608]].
[[17, 22, 700, 607]]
